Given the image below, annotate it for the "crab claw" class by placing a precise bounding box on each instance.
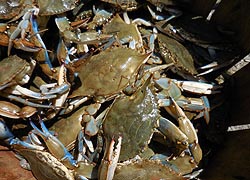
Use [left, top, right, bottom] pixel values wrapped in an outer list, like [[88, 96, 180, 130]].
[[0, 119, 44, 150], [174, 79, 221, 94], [174, 96, 210, 124], [158, 117, 189, 157], [169, 97, 198, 144], [169, 97, 203, 164], [170, 97, 202, 163], [99, 136, 122, 180], [30, 119, 77, 168], [8, 16, 29, 55], [8, 8, 39, 56], [194, 96, 210, 124], [30, 9, 53, 70]]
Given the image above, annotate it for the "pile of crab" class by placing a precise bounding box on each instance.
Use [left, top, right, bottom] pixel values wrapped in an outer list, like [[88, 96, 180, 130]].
[[0, 0, 239, 180]]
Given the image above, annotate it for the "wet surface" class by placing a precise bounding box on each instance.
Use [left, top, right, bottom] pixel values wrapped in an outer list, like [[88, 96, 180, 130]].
[[0, 146, 36, 180], [1, 67, 250, 180]]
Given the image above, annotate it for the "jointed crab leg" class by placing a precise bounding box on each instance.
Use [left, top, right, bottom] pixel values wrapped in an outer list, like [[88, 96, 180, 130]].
[[170, 97, 202, 163], [0, 119, 44, 150], [30, 9, 53, 69], [30, 119, 77, 168], [2, 93, 56, 108], [170, 97, 198, 144], [158, 117, 189, 157], [174, 79, 222, 94], [8, 8, 37, 56]]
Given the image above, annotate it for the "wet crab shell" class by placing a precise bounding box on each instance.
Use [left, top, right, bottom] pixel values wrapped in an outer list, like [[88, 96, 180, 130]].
[[103, 77, 159, 161], [0, 55, 35, 89], [17, 148, 74, 180], [0, 0, 23, 19], [0, 0, 77, 20], [71, 47, 150, 98], [37, 0, 77, 16], [113, 159, 185, 180], [157, 33, 198, 75], [100, 0, 138, 11]]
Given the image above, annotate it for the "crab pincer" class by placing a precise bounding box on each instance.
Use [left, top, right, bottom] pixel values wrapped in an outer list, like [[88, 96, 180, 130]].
[[30, 119, 77, 168], [170, 97, 202, 164]]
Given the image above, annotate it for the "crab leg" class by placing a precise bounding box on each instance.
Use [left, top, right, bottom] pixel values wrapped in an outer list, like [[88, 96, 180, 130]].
[[13, 39, 41, 52], [8, 9, 34, 55], [194, 96, 210, 124], [99, 136, 122, 180], [170, 97, 202, 163], [175, 96, 210, 123], [30, 9, 53, 69], [170, 97, 198, 143], [0, 119, 44, 150], [13, 85, 57, 99], [77, 130, 93, 162], [3, 93, 56, 108], [0, 101, 36, 119], [174, 79, 222, 94], [158, 117, 189, 157], [30, 119, 77, 168]]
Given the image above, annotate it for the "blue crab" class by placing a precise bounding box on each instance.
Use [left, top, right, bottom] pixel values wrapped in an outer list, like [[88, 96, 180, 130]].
[[70, 47, 150, 99], [113, 159, 185, 180], [103, 14, 144, 51], [0, 119, 99, 180], [15, 148, 75, 180], [67, 47, 151, 136], [0, 56, 70, 109], [102, 75, 159, 161], [0, 0, 77, 20], [157, 33, 198, 77]]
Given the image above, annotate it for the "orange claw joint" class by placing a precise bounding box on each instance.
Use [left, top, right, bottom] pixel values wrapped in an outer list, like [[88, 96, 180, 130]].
[[99, 136, 122, 180]]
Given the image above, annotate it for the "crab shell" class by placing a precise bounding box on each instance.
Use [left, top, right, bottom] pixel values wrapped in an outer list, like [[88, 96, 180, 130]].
[[157, 33, 198, 75], [103, 76, 159, 161], [0, 55, 35, 90], [71, 47, 150, 98], [16, 148, 74, 180], [37, 0, 77, 16], [0, 0, 77, 20], [114, 159, 185, 180]]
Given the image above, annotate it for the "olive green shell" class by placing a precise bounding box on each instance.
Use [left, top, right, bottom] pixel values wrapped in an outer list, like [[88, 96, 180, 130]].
[[114, 159, 184, 180], [158, 33, 197, 75], [72, 47, 149, 98], [17, 149, 74, 180], [0, 55, 30, 87], [103, 79, 159, 161]]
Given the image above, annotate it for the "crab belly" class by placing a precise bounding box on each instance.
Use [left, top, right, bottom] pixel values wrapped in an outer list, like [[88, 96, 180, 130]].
[[103, 86, 159, 161]]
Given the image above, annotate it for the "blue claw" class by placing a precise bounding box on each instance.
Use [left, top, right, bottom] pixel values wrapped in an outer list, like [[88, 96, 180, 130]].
[[30, 120, 77, 168], [0, 119, 44, 150], [9, 138, 44, 150]]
